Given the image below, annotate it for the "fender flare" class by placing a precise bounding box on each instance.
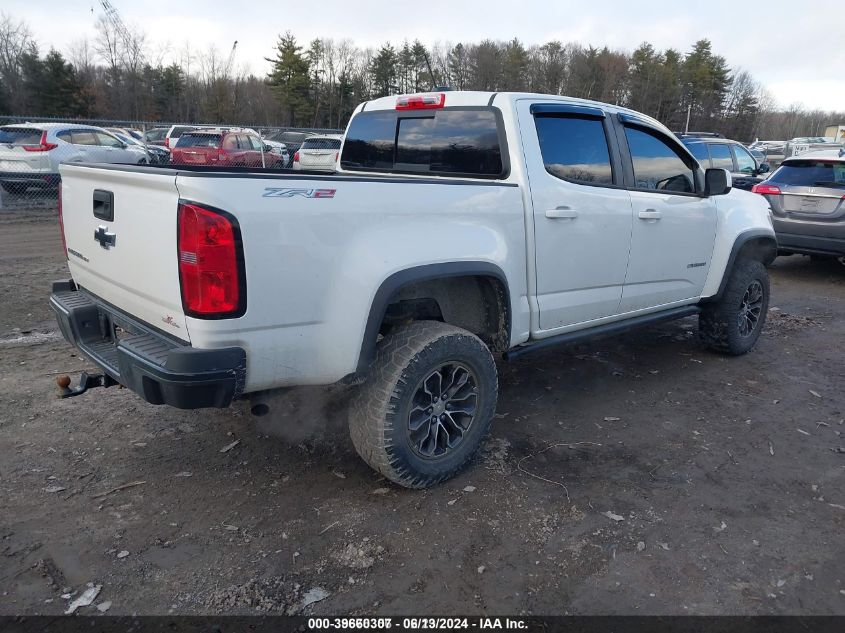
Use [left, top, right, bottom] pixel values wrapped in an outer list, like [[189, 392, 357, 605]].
[[356, 262, 511, 373], [706, 229, 777, 303]]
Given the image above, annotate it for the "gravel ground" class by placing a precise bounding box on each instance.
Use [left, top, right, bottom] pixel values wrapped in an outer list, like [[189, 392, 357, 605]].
[[1, 207, 843, 616]]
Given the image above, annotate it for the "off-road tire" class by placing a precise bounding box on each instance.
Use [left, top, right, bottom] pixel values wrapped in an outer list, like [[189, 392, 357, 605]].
[[699, 258, 769, 355], [348, 320, 498, 488]]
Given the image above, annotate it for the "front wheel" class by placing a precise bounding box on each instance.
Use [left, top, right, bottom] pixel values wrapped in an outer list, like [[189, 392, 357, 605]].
[[699, 258, 770, 355], [348, 321, 498, 488]]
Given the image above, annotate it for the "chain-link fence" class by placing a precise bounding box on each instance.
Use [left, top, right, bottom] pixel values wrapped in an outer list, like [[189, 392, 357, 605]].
[[0, 115, 343, 210]]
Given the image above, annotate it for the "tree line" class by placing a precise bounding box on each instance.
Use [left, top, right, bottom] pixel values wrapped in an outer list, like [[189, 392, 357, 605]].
[[0, 12, 841, 141]]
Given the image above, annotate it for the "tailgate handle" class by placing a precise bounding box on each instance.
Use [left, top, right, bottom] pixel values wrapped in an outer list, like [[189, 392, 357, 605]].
[[93, 189, 114, 222]]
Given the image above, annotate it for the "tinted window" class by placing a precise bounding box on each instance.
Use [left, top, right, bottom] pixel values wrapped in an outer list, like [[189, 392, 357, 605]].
[[176, 133, 222, 148], [171, 126, 196, 137], [708, 143, 733, 170], [769, 160, 845, 189], [534, 115, 612, 185], [0, 127, 43, 145], [342, 108, 504, 177], [96, 132, 123, 147], [302, 137, 342, 150], [341, 111, 394, 168], [268, 131, 308, 144], [70, 130, 99, 146], [733, 145, 756, 174], [686, 142, 710, 163], [625, 126, 695, 193]]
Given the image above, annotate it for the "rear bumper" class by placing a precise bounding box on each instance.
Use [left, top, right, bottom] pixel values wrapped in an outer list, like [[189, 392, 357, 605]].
[[775, 231, 845, 257], [0, 171, 60, 186], [50, 281, 246, 409]]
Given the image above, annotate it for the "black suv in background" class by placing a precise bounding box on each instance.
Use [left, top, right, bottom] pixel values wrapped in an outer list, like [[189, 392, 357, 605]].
[[263, 131, 311, 168], [678, 135, 770, 191]]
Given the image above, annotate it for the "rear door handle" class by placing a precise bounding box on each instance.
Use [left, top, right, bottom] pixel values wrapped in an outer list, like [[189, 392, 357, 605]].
[[546, 207, 578, 219], [637, 209, 662, 220]]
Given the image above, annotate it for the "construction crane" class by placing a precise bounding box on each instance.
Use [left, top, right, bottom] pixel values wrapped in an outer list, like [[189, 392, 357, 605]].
[[97, 1, 134, 51], [224, 40, 238, 78]]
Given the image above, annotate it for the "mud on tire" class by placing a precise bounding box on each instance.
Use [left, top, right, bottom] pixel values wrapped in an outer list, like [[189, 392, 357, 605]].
[[348, 320, 498, 489], [699, 258, 770, 355]]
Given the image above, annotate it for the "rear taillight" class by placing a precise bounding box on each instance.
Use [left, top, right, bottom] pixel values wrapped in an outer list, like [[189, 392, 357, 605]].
[[335, 151, 339, 161], [395, 93, 446, 110], [23, 131, 58, 152], [177, 202, 245, 318], [57, 184, 67, 259], [293, 151, 299, 162], [751, 183, 782, 195]]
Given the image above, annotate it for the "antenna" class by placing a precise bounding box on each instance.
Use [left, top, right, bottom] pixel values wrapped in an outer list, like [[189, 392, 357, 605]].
[[422, 51, 437, 91]]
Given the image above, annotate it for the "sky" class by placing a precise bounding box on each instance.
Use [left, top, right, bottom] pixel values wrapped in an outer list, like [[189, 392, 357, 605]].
[[4, 0, 843, 112]]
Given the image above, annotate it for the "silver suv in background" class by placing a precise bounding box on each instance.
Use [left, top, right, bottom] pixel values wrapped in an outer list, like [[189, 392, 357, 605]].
[[752, 148, 845, 258], [0, 123, 147, 194]]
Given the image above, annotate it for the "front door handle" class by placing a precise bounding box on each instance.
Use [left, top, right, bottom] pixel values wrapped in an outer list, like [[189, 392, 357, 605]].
[[638, 209, 662, 220], [546, 207, 578, 219]]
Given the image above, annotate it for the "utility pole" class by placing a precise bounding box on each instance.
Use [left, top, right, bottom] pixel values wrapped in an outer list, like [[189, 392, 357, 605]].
[[685, 104, 692, 134]]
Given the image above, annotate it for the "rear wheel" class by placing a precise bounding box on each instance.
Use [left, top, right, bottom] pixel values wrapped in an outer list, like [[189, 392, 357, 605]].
[[699, 258, 770, 355], [348, 321, 498, 488]]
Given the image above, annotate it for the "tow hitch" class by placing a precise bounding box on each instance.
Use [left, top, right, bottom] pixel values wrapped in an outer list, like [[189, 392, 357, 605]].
[[56, 372, 118, 399]]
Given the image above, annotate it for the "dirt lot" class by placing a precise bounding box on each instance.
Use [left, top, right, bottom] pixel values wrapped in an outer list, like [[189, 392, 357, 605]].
[[1, 206, 843, 616]]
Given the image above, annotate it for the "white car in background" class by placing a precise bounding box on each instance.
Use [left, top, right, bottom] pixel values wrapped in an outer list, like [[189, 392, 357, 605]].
[[292, 134, 343, 171], [0, 123, 147, 194]]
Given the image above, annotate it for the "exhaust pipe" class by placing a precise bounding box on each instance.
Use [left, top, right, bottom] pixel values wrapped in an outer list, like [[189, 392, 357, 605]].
[[249, 390, 272, 417]]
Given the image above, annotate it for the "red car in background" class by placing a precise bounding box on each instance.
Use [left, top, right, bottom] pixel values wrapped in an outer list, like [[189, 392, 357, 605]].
[[170, 129, 279, 167]]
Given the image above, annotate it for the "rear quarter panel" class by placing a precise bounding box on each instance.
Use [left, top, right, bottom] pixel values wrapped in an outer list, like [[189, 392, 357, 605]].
[[174, 174, 528, 390]]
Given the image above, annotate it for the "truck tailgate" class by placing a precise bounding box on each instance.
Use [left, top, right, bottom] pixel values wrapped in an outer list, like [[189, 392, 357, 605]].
[[60, 164, 189, 342]]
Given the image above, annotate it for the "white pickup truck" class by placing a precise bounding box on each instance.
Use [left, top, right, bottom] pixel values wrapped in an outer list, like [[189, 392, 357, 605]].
[[51, 91, 776, 488]]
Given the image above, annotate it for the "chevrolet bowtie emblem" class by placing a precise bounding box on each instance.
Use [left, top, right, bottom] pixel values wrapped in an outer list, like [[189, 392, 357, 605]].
[[94, 225, 116, 249]]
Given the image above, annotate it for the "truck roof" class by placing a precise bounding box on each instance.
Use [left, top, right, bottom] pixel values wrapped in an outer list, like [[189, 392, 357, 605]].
[[361, 91, 670, 135]]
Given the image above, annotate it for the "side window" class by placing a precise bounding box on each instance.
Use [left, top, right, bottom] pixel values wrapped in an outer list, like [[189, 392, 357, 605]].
[[248, 135, 264, 151], [707, 144, 733, 171], [686, 142, 710, 165], [96, 132, 123, 147], [70, 130, 99, 146], [56, 130, 73, 142], [238, 135, 251, 150], [222, 135, 238, 150], [624, 126, 695, 193], [733, 145, 757, 174], [533, 115, 613, 185]]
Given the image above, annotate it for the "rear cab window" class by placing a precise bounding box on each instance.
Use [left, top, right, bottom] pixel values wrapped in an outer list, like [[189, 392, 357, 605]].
[[341, 107, 506, 178], [769, 160, 845, 188], [176, 133, 223, 148], [0, 127, 44, 145]]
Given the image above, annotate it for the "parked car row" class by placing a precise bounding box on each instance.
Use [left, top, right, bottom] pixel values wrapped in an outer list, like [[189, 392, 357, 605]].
[[677, 134, 771, 191], [0, 123, 154, 194], [0, 120, 347, 194]]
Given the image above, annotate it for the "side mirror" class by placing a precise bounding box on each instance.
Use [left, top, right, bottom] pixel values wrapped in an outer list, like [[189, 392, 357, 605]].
[[264, 145, 273, 152], [758, 162, 770, 174], [704, 168, 732, 196]]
